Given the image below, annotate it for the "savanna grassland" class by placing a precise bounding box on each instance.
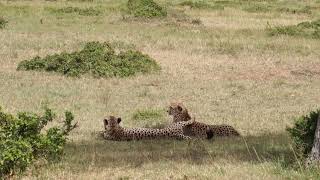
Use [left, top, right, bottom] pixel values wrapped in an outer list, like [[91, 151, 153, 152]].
[[1, 0, 320, 179]]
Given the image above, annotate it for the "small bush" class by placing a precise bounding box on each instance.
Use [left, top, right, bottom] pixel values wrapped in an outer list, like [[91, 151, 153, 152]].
[[48, 6, 101, 16], [268, 19, 320, 39], [17, 41, 160, 78], [132, 109, 163, 121], [0, 107, 77, 177], [127, 0, 167, 18], [0, 17, 8, 29], [287, 110, 320, 158]]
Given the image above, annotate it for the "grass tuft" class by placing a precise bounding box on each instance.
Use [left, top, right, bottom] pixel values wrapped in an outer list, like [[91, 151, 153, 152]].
[[243, 4, 272, 13], [17, 41, 160, 78], [276, 6, 312, 15], [179, 1, 224, 10], [268, 19, 320, 39], [0, 17, 8, 29], [47, 6, 102, 16]]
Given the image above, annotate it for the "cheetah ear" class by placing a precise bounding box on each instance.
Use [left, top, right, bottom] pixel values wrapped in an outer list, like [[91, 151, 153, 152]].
[[117, 117, 122, 124], [103, 119, 108, 129], [177, 105, 183, 112]]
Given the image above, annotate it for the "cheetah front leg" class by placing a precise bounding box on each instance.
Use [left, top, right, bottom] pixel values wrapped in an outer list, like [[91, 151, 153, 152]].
[[176, 134, 192, 140], [102, 132, 117, 141], [181, 117, 196, 126]]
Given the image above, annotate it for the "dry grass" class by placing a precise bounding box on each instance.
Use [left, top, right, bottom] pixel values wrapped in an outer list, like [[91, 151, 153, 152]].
[[1, 0, 320, 179]]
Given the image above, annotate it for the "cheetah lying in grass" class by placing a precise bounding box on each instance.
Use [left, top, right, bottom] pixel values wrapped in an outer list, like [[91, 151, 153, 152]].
[[102, 115, 196, 141], [168, 102, 240, 139]]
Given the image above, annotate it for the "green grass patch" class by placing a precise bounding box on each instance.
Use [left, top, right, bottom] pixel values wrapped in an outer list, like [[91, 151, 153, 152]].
[[127, 0, 167, 18], [287, 109, 320, 159], [276, 6, 313, 15], [17, 41, 160, 78], [0, 17, 8, 29], [47, 6, 102, 16], [132, 109, 164, 121], [242, 4, 272, 13], [268, 19, 320, 39], [179, 1, 224, 10]]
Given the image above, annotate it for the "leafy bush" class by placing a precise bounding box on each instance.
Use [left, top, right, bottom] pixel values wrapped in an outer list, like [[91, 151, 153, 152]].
[[287, 110, 320, 158], [0, 17, 8, 29], [268, 19, 320, 39], [0, 106, 77, 177], [127, 0, 167, 18], [17, 41, 160, 78], [48, 6, 101, 16]]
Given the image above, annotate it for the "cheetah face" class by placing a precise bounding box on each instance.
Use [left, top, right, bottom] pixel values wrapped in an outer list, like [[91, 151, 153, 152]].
[[104, 116, 122, 131], [167, 103, 183, 116]]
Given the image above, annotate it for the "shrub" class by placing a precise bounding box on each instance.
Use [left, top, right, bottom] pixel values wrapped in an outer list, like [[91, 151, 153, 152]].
[[287, 110, 320, 158], [0, 17, 8, 29], [0, 106, 77, 177], [127, 0, 167, 18], [268, 19, 320, 39], [48, 6, 101, 16], [17, 41, 160, 78]]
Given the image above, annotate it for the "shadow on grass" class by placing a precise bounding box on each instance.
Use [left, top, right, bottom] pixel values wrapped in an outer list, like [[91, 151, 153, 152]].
[[58, 132, 299, 172]]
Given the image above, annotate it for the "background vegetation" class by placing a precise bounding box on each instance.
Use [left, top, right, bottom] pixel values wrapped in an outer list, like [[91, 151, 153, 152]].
[[17, 41, 160, 78], [1, 0, 320, 179], [0, 107, 76, 178]]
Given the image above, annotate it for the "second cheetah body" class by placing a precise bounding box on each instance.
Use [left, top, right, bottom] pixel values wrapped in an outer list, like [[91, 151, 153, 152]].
[[168, 102, 240, 139], [103, 116, 194, 141]]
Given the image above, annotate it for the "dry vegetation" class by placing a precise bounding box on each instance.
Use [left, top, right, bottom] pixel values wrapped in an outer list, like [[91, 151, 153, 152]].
[[1, 0, 320, 179]]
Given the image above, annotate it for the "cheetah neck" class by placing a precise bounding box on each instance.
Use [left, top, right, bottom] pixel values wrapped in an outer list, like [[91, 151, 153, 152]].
[[173, 112, 191, 122], [108, 127, 124, 136]]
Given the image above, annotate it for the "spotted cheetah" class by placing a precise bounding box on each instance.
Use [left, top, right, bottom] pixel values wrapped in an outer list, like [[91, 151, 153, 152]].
[[102, 115, 195, 141], [168, 102, 240, 138]]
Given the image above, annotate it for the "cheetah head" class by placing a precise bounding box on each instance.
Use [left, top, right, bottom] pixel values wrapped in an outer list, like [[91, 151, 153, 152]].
[[104, 116, 122, 131], [167, 102, 191, 122]]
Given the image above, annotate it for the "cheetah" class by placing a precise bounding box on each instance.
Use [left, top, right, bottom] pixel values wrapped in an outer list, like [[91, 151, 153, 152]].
[[102, 115, 195, 141], [168, 102, 240, 139]]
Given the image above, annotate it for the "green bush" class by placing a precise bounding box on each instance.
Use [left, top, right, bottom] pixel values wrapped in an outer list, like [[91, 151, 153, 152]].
[[268, 19, 320, 39], [17, 41, 160, 78], [0, 107, 77, 177], [0, 17, 8, 29], [127, 0, 167, 18], [48, 6, 102, 16], [287, 110, 320, 158]]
